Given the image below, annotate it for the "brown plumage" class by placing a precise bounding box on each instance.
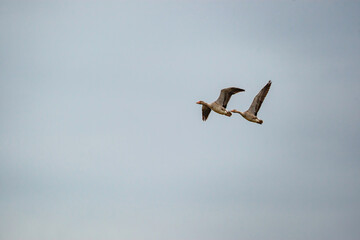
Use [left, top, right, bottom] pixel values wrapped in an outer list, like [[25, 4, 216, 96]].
[[196, 87, 245, 121], [231, 80, 272, 124]]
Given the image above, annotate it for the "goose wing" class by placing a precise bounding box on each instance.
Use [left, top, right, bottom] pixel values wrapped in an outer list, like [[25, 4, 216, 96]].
[[247, 80, 272, 116], [202, 105, 211, 121], [215, 87, 245, 108]]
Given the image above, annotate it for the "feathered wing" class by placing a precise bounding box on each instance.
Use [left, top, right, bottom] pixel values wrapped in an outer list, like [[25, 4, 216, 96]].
[[215, 87, 245, 108], [202, 105, 211, 121], [247, 80, 272, 116]]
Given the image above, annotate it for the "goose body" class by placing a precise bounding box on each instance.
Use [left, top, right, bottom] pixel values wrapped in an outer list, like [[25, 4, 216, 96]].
[[196, 87, 245, 121], [231, 80, 272, 124]]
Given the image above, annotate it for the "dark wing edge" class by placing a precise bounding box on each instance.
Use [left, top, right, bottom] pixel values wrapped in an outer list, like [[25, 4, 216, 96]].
[[202, 105, 211, 121], [248, 80, 272, 116], [215, 87, 245, 108]]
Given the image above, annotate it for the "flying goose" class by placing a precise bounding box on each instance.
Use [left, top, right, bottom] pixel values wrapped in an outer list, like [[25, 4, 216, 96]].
[[231, 80, 272, 124], [196, 87, 245, 121]]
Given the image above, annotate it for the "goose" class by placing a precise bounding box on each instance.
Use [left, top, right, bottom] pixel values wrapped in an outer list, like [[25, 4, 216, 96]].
[[196, 87, 245, 121], [231, 80, 272, 124]]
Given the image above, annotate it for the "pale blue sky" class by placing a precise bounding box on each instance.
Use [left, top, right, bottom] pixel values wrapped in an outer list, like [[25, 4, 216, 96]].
[[1, 1, 360, 240]]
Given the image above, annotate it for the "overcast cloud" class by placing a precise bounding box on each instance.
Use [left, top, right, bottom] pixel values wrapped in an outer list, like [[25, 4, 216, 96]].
[[1, 1, 360, 240]]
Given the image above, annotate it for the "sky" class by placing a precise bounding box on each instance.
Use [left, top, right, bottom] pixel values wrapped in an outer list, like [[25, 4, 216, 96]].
[[1, 1, 360, 239]]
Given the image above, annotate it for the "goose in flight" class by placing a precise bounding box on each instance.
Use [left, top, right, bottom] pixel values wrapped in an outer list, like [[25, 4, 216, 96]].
[[196, 87, 245, 121], [231, 80, 272, 124]]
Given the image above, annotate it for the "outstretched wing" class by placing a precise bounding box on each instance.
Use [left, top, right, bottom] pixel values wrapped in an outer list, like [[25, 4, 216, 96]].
[[215, 87, 245, 108], [202, 105, 211, 121], [247, 80, 272, 116]]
